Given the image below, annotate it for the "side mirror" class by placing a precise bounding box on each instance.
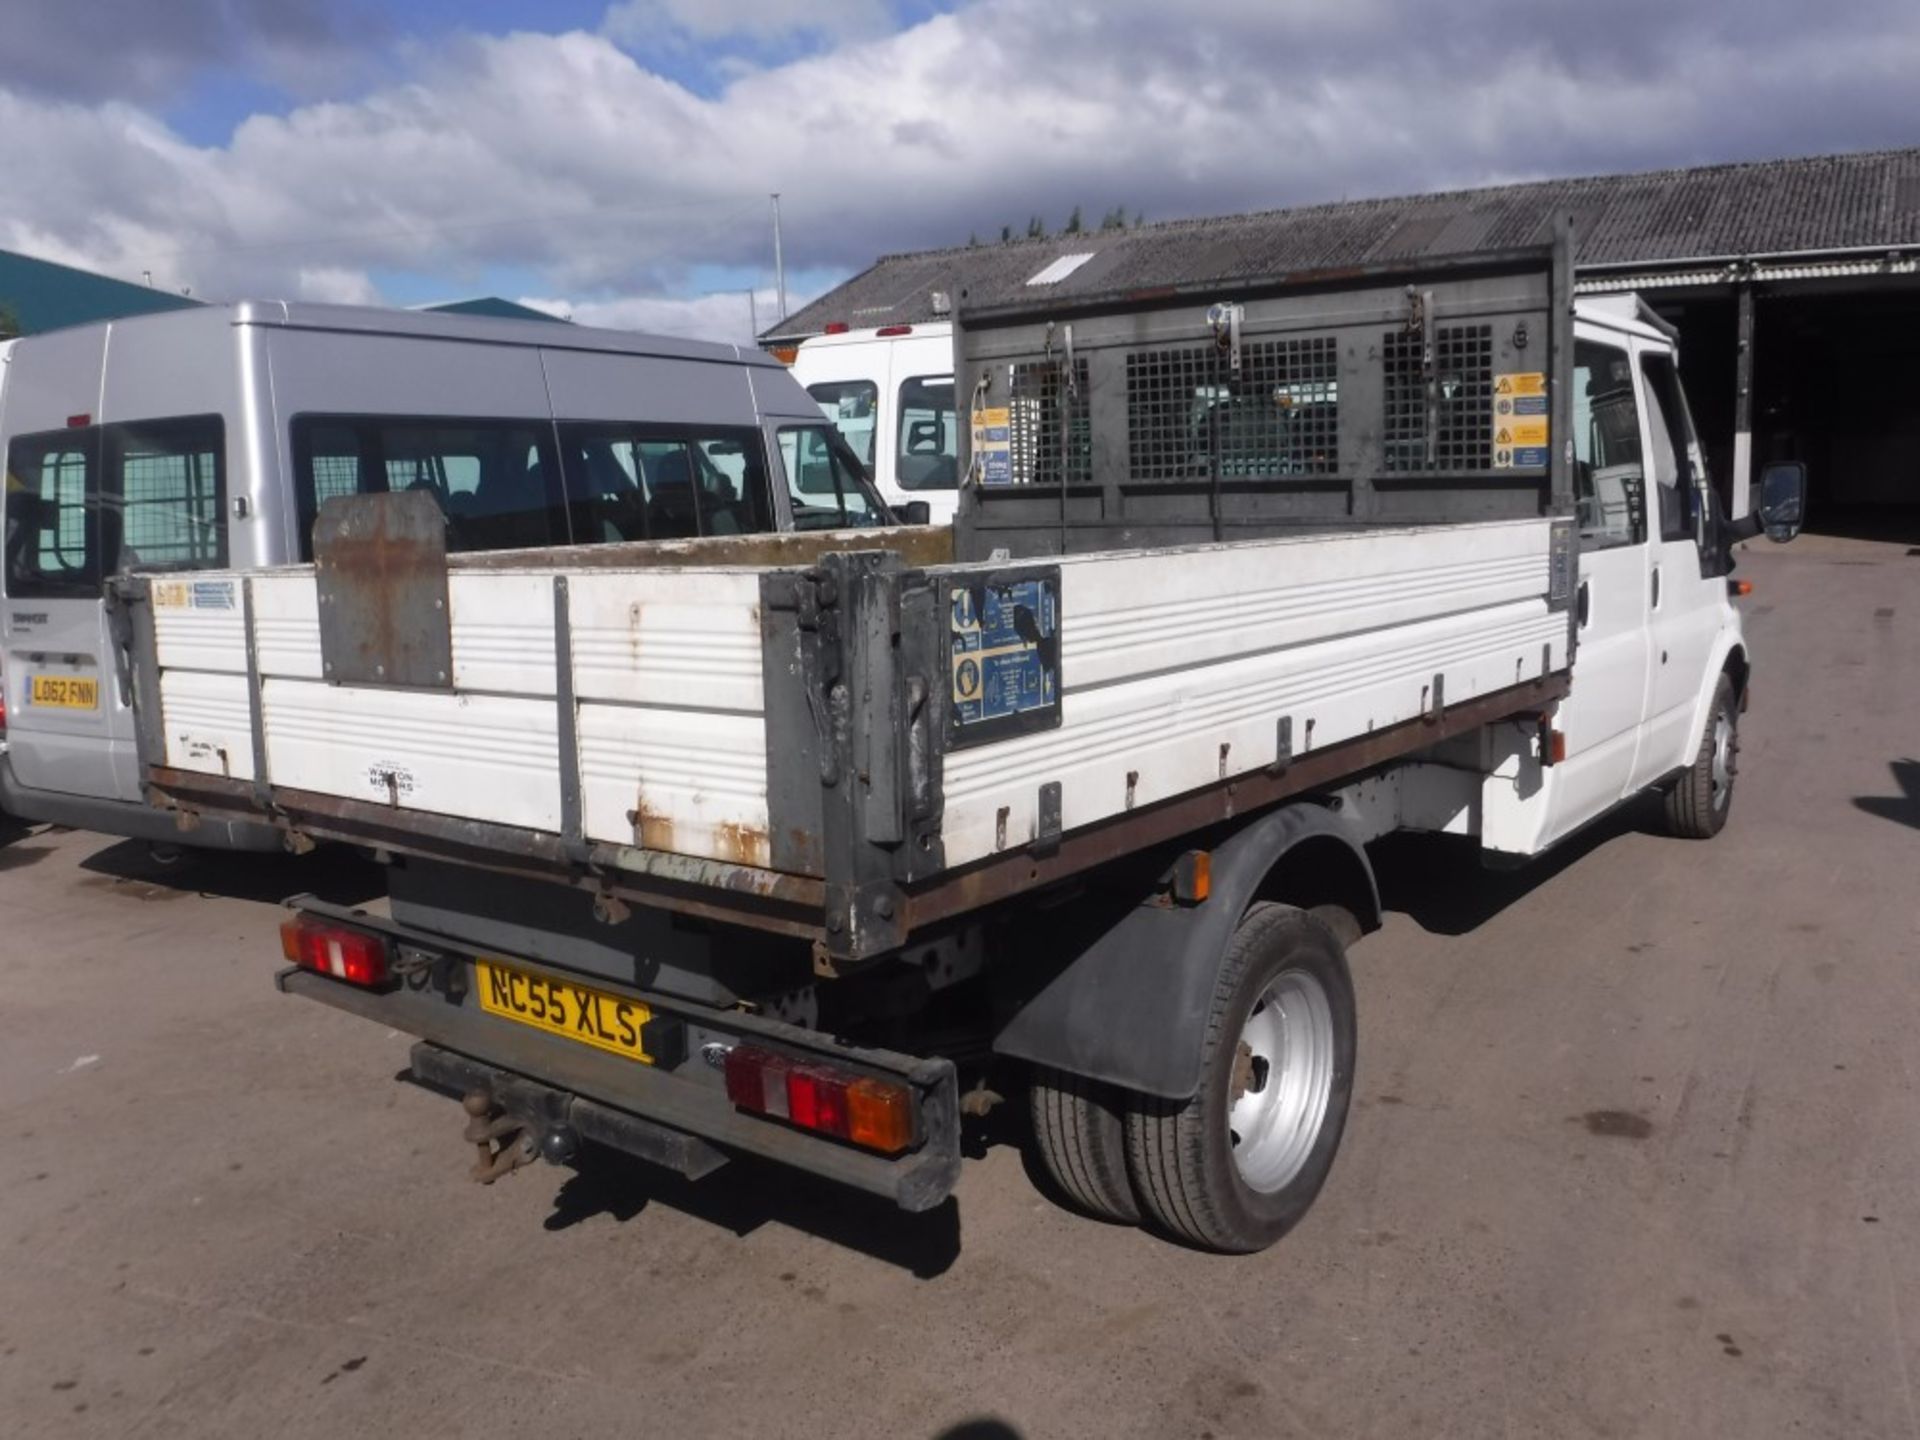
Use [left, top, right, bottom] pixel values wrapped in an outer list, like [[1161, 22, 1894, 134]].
[[896, 500, 932, 526], [1756, 461, 1807, 543]]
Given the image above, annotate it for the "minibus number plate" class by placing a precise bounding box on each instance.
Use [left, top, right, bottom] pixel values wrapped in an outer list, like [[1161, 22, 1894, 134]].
[[29, 675, 99, 710]]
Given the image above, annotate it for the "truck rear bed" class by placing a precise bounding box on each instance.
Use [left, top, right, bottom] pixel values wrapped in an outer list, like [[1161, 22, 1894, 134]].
[[127, 241, 1578, 962], [130, 513, 1568, 953]]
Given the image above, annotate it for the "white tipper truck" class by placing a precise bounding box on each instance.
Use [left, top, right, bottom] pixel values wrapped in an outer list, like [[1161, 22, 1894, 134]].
[[115, 238, 1805, 1253]]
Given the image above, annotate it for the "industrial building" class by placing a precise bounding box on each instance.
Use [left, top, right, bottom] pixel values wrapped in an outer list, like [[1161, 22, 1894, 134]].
[[769, 147, 1920, 528], [0, 248, 200, 335], [0, 247, 557, 339]]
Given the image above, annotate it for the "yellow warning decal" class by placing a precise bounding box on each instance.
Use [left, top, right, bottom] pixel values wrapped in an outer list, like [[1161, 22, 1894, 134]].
[[1495, 418, 1549, 448], [1492, 372, 1549, 469], [1494, 372, 1546, 398], [972, 406, 1012, 486], [152, 580, 190, 609]]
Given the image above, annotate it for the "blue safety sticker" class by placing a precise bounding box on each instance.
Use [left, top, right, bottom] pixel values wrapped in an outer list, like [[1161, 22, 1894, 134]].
[[948, 571, 1061, 744], [191, 579, 237, 611]]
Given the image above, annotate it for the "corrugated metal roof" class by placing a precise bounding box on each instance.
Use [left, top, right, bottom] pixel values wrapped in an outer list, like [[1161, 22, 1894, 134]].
[[770, 147, 1920, 341]]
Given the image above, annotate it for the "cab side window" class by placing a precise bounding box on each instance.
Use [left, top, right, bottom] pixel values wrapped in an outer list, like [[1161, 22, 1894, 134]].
[[896, 374, 958, 491], [805, 380, 878, 468], [1639, 352, 1701, 545], [777, 424, 882, 530], [1572, 340, 1646, 551]]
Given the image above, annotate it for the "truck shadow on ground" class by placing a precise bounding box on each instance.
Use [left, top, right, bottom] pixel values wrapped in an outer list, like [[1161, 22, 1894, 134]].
[[1853, 759, 1919, 831], [1370, 793, 1666, 936], [536, 1142, 963, 1278], [76, 837, 387, 908]]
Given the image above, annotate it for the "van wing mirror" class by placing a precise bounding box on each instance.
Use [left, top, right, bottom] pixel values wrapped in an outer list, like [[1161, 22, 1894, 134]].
[[896, 500, 932, 526], [1755, 462, 1807, 543]]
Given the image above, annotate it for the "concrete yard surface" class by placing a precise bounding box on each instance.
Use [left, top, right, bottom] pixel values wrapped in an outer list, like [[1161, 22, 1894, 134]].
[[0, 534, 1915, 1439]]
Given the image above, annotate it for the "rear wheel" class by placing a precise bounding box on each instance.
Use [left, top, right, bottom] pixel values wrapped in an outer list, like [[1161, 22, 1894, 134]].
[[1664, 673, 1739, 839], [1030, 1067, 1139, 1224], [1124, 903, 1356, 1253]]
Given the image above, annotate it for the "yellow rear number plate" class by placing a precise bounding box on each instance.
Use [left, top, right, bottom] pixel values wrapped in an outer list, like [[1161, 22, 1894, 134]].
[[474, 958, 653, 1064], [31, 675, 99, 709]]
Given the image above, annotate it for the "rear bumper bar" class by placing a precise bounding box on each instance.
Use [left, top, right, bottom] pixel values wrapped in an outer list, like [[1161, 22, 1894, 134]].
[[275, 902, 962, 1212]]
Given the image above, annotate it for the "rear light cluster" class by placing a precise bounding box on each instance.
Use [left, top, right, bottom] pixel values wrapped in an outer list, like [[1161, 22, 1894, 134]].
[[280, 916, 391, 988], [722, 1045, 916, 1155]]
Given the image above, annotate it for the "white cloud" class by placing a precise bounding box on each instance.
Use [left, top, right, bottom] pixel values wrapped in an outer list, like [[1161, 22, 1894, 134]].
[[1, 0, 1917, 337], [294, 266, 383, 305], [518, 286, 809, 344]]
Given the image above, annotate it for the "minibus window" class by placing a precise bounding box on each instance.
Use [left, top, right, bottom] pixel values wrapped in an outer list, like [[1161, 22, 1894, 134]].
[[291, 416, 567, 558], [110, 416, 226, 572], [5, 430, 100, 598], [557, 423, 773, 542]]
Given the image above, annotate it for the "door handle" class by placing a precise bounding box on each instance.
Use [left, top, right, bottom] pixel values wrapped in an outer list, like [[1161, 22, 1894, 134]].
[[1576, 580, 1591, 628], [1650, 566, 1661, 608]]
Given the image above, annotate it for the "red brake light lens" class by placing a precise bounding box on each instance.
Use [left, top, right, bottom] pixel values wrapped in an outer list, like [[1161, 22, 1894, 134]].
[[823, 322, 850, 335], [279, 916, 391, 988], [874, 324, 913, 337], [722, 1045, 915, 1155]]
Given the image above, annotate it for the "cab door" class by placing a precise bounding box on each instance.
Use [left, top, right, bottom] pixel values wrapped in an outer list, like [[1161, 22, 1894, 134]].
[[1540, 331, 1656, 845], [1633, 342, 1725, 790]]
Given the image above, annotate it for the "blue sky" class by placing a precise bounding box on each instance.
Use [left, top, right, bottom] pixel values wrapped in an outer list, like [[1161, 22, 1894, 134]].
[[2, 0, 1916, 341]]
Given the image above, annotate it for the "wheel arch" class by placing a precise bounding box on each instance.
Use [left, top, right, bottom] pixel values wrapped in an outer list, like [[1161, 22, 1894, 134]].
[[992, 802, 1378, 1101], [1682, 636, 1749, 759], [1722, 642, 1750, 707]]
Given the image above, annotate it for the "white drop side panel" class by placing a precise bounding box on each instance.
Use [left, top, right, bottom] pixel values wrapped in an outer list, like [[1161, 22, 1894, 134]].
[[568, 569, 771, 862], [939, 519, 1567, 867], [159, 670, 256, 780], [261, 679, 563, 830]]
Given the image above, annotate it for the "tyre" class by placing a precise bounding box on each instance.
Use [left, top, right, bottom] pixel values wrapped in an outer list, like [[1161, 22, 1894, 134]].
[[1664, 673, 1738, 839], [1029, 1066, 1139, 1224], [1124, 903, 1356, 1253]]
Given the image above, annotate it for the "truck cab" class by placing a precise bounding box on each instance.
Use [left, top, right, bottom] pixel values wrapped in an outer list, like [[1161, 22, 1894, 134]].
[[1507, 297, 1751, 850], [790, 323, 960, 524]]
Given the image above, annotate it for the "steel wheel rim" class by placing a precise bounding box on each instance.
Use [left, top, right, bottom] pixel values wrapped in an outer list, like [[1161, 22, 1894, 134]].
[[1710, 709, 1735, 811], [1228, 968, 1336, 1193]]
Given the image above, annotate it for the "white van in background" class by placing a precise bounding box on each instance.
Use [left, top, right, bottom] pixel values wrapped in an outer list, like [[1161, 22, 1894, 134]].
[[790, 323, 960, 524]]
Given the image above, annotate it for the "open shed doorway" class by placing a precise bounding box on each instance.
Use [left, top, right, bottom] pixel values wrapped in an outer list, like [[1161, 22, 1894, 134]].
[[1753, 284, 1920, 540]]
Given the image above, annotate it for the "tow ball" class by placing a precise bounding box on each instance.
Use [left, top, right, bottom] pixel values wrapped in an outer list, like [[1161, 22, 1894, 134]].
[[460, 1090, 579, 1183]]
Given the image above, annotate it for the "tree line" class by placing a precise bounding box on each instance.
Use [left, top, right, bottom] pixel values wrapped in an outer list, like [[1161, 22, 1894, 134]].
[[968, 206, 1143, 246]]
